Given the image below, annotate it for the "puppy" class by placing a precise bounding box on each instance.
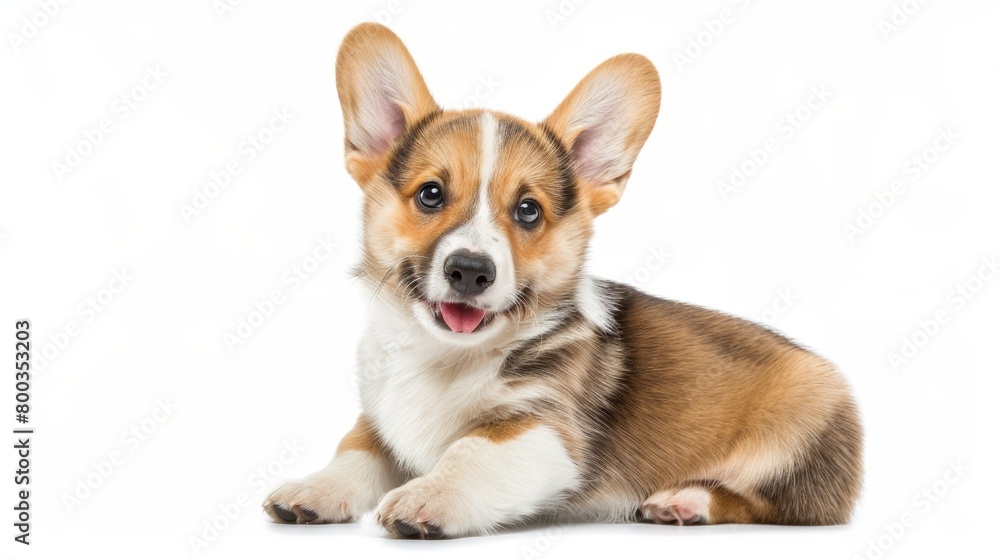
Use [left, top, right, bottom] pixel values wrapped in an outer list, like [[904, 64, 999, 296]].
[[263, 22, 863, 538]]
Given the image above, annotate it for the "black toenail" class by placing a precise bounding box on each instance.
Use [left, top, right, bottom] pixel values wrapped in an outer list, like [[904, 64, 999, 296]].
[[424, 523, 444, 539], [298, 507, 318, 522], [394, 520, 420, 538], [273, 504, 297, 522]]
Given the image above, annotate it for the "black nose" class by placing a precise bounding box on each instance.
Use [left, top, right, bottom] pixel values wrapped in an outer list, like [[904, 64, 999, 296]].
[[444, 250, 496, 296]]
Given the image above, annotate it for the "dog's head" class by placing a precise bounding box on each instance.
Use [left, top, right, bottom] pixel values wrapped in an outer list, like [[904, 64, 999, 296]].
[[336, 23, 660, 347]]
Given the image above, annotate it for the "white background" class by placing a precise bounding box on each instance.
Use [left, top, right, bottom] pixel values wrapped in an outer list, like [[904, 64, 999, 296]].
[[2, 1, 998, 559]]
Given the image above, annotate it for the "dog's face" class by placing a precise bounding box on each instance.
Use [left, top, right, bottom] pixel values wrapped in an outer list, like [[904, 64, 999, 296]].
[[336, 24, 660, 347]]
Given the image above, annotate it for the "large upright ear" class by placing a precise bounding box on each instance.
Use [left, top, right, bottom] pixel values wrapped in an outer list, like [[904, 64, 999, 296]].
[[543, 54, 660, 215], [335, 23, 438, 183]]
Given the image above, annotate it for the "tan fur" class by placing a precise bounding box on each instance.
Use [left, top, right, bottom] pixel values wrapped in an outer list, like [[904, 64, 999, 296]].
[[335, 415, 383, 456], [708, 486, 760, 524], [560, 290, 863, 524], [468, 416, 538, 443]]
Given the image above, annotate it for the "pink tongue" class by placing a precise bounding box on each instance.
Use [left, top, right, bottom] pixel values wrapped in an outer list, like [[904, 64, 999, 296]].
[[439, 303, 487, 334]]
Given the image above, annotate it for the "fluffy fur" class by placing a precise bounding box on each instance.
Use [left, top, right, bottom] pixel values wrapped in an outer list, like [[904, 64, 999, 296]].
[[262, 23, 863, 538]]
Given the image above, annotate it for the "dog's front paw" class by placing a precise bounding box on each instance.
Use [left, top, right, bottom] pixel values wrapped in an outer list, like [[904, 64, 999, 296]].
[[263, 475, 360, 524], [375, 477, 461, 539]]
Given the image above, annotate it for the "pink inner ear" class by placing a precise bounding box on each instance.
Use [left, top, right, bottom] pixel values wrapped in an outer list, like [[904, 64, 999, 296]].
[[571, 128, 597, 172], [367, 95, 406, 155], [383, 101, 406, 144], [571, 125, 618, 183]]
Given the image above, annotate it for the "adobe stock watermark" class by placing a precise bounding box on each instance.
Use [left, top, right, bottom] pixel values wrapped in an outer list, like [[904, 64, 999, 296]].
[[843, 126, 958, 243], [877, 0, 930, 41], [717, 85, 833, 202], [544, 0, 586, 30], [757, 288, 797, 327], [61, 397, 179, 513], [223, 235, 340, 352], [355, 331, 412, 388], [7, 0, 72, 54], [371, 0, 414, 25], [887, 253, 997, 372], [853, 458, 969, 560], [212, 0, 247, 21], [188, 440, 305, 555], [519, 522, 566, 559], [671, 0, 754, 72], [621, 246, 671, 286], [33, 268, 134, 373], [446, 75, 503, 110], [51, 64, 167, 183], [179, 106, 294, 223]]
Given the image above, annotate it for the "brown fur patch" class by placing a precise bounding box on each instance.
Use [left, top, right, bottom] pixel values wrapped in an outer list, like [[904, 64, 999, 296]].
[[756, 402, 864, 525], [336, 415, 384, 456], [707, 485, 759, 524], [554, 284, 863, 525], [468, 417, 538, 443]]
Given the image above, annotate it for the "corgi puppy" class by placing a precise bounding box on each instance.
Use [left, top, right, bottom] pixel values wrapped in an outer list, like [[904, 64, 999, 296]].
[[263, 22, 863, 538]]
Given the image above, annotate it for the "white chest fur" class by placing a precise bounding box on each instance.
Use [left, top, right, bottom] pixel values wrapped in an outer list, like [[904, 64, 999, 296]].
[[356, 325, 511, 476]]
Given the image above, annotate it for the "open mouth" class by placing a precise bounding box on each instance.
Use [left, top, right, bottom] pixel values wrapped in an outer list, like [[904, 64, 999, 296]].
[[432, 302, 494, 334]]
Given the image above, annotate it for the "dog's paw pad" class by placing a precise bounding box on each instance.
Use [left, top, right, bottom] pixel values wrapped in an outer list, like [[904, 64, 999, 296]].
[[296, 506, 318, 522], [393, 519, 444, 540], [265, 501, 337, 524], [394, 519, 420, 537], [641, 487, 712, 526], [271, 504, 298, 523]]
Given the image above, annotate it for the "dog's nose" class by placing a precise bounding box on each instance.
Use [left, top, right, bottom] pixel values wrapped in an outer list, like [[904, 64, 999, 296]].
[[444, 250, 496, 296]]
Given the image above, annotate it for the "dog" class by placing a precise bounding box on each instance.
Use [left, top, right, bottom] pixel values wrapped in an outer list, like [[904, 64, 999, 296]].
[[262, 22, 863, 538]]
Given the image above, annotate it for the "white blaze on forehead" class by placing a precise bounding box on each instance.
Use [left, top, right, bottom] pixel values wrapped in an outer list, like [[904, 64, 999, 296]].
[[477, 111, 499, 221]]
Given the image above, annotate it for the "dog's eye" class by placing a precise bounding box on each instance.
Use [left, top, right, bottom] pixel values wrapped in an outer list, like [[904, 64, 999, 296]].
[[514, 199, 541, 228], [417, 181, 444, 210]]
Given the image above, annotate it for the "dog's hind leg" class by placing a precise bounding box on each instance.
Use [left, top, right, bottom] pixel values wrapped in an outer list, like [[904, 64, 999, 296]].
[[641, 483, 766, 525]]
